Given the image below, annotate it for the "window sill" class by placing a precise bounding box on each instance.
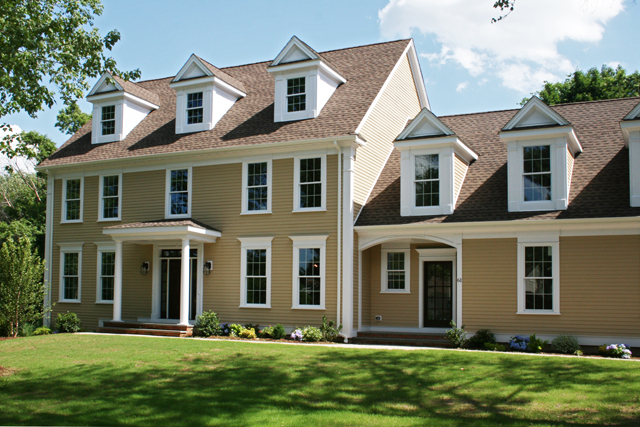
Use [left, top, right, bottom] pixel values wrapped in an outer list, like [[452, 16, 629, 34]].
[[292, 208, 327, 213], [239, 304, 272, 309], [60, 220, 83, 224], [165, 214, 190, 219], [516, 310, 561, 315], [58, 299, 81, 304], [97, 218, 122, 223], [95, 301, 114, 304], [240, 210, 272, 216], [291, 306, 326, 310], [380, 290, 411, 294]]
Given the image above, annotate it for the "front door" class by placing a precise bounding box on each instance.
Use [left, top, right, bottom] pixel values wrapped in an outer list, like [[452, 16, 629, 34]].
[[160, 249, 197, 320], [424, 261, 453, 327]]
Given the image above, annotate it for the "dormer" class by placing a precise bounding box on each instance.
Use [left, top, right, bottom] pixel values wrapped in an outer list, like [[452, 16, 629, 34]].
[[500, 96, 583, 212], [396, 108, 478, 216], [267, 36, 346, 122], [169, 55, 246, 134], [87, 73, 160, 144], [621, 101, 640, 207]]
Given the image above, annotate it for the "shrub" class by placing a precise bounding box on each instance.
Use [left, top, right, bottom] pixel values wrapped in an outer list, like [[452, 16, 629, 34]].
[[290, 328, 303, 341], [445, 321, 467, 348], [220, 323, 231, 336], [56, 312, 81, 333], [33, 326, 51, 336], [259, 326, 274, 338], [18, 323, 36, 337], [239, 327, 257, 339], [301, 326, 323, 342], [527, 334, 548, 353], [551, 335, 581, 354], [0, 319, 10, 337], [599, 344, 632, 359], [466, 329, 496, 349], [229, 324, 243, 337], [484, 342, 506, 352], [271, 323, 286, 340], [244, 323, 260, 336], [509, 335, 529, 351], [320, 316, 342, 342], [193, 311, 221, 337]]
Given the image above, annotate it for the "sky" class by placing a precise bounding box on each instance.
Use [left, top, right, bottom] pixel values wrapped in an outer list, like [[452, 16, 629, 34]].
[[4, 0, 640, 148]]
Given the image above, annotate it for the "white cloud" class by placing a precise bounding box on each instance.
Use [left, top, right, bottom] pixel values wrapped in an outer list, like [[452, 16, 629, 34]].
[[379, 0, 624, 93], [0, 125, 36, 174], [456, 81, 469, 92]]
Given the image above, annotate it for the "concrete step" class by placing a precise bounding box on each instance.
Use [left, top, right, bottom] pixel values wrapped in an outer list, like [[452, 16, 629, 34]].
[[356, 331, 447, 340], [102, 321, 193, 332], [351, 336, 453, 348], [97, 327, 191, 337]]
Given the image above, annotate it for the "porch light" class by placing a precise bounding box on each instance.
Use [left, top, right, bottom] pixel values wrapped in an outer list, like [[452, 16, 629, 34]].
[[204, 260, 213, 276], [140, 261, 150, 276]]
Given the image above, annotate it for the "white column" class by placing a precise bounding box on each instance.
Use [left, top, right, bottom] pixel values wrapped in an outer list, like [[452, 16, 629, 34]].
[[179, 238, 191, 326], [342, 145, 355, 338], [455, 241, 463, 328], [112, 240, 123, 322]]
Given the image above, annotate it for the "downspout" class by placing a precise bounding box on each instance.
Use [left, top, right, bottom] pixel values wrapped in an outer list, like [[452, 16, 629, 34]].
[[43, 172, 54, 327], [333, 141, 343, 338]]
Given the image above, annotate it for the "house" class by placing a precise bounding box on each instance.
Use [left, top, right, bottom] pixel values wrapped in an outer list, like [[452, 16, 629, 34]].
[[38, 37, 640, 346]]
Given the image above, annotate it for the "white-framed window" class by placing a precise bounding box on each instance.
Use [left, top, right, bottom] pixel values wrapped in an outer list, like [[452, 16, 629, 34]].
[[238, 237, 273, 308], [98, 174, 122, 221], [414, 154, 440, 207], [290, 235, 328, 309], [381, 249, 411, 293], [62, 178, 83, 223], [101, 105, 116, 136], [400, 148, 455, 216], [287, 77, 306, 112], [96, 242, 116, 303], [58, 243, 83, 303], [517, 239, 560, 315], [293, 155, 326, 212], [523, 145, 552, 202], [241, 160, 272, 214], [186, 92, 204, 125], [165, 167, 192, 218]]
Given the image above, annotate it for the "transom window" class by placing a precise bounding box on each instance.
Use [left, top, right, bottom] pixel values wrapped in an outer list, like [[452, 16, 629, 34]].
[[245, 249, 267, 305], [298, 248, 321, 306], [524, 246, 553, 310], [101, 105, 116, 135], [247, 162, 268, 211], [99, 252, 115, 302], [63, 178, 82, 222], [299, 157, 322, 209], [100, 175, 120, 220], [168, 169, 189, 216], [187, 92, 204, 124], [63, 252, 80, 301], [287, 77, 306, 112], [415, 154, 439, 207], [523, 145, 551, 202]]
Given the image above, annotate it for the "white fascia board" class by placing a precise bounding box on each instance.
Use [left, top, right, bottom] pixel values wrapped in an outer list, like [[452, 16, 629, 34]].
[[502, 96, 569, 130], [499, 126, 583, 155], [267, 59, 322, 75], [169, 76, 216, 90], [271, 36, 320, 67], [318, 62, 346, 84], [104, 226, 221, 242], [88, 72, 123, 97], [213, 78, 247, 98], [405, 40, 430, 110], [620, 120, 640, 147], [396, 108, 454, 140], [623, 102, 640, 121], [395, 136, 478, 163], [86, 91, 159, 111], [172, 54, 213, 83]]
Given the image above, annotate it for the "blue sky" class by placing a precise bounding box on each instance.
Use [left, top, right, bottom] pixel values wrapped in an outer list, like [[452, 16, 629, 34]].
[[5, 0, 640, 146]]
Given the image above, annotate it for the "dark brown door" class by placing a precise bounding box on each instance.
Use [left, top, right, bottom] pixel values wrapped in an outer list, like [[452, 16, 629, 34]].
[[168, 259, 182, 319], [424, 261, 453, 327]]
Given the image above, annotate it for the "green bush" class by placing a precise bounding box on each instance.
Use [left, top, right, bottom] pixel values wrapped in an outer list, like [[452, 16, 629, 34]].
[[239, 327, 257, 339], [56, 312, 81, 333], [320, 316, 342, 342], [18, 323, 36, 337], [33, 326, 51, 336], [229, 324, 243, 337], [484, 342, 506, 352], [301, 326, 323, 342], [466, 329, 496, 349], [193, 310, 221, 337], [0, 320, 10, 337], [445, 321, 467, 348], [272, 323, 286, 340], [259, 326, 274, 338], [551, 335, 581, 354], [527, 334, 549, 353]]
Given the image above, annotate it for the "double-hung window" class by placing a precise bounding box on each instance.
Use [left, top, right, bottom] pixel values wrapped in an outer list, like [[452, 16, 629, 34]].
[[166, 168, 191, 218], [294, 155, 326, 211], [523, 145, 551, 202], [96, 243, 116, 303], [101, 105, 116, 135], [415, 154, 439, 207], [58, 243, 83, 303], [242, 160, 272, 213], [381, 249, 410, 293], [99, 174, 121, 221], [62, 178, 83, 223], [517, 239, 560, 314], [239, 237, 272, 308], [291, 236, 327, 309], [187, 92, 204, 125], [287, 77, 306, 112]]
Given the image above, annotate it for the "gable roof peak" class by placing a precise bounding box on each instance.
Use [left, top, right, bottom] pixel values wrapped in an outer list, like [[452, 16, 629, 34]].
[[171, 54, 246, 94], [502, 96, 570, 131], [623, 100, 640, 121], [270, 35, 321, 67], [87, 71, 160, 107], [396, 107, 455, 140]]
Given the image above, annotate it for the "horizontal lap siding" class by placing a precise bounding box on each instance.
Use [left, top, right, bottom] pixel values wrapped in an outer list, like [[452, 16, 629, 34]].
[[462, 236, 640, 338], [361, 248, 372, 327]]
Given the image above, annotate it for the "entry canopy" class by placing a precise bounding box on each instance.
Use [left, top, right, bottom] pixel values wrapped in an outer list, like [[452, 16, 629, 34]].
[[103, 219, 221, 244]]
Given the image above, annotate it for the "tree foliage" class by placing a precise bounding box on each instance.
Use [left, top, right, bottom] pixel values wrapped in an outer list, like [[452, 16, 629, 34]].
[[0, 236, 47, 337], [55, 102, 92, 135], [492, 0, 515, 22], [522, 65, 640, 106]]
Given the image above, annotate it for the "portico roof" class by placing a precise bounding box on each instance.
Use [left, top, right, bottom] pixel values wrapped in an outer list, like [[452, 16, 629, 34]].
[[103, 218, 221, 244]]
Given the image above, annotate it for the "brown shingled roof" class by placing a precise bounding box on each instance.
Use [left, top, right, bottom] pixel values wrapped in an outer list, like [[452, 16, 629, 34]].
[[356, 97, 640, 226], [194, 55, 247, 93], [40, 39, 411, 168], [111, 75, 161, 106]]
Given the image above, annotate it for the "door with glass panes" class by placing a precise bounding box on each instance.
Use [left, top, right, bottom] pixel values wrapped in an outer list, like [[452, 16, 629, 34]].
[[159, 249, 197, 320]]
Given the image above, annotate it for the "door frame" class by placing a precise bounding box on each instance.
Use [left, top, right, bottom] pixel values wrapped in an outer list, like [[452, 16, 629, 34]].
[[417, 248, 457, 330]]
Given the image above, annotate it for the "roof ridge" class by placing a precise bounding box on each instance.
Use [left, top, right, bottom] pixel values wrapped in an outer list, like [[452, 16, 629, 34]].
[[549, 95, 640, 108]]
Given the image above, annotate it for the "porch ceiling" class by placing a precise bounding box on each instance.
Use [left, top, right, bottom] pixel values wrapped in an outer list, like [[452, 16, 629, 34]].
[[103, 218, 221, 244]]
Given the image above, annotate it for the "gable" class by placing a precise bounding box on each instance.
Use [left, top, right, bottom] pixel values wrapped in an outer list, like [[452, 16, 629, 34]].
[[88, 72, 123, 96], [181, 61, 209, 80], [623, 101, 640, 121], [502, 96, 570, 130], [270, 36, 320, 67], [172, 55, 212, 83], [397, 108, 454, 140], [280, 44, 314, 64]]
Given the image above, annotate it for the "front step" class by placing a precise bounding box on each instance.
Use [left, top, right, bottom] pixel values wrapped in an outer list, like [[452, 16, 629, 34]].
[[98, 322, 193, 337], [352, 331, 453, 348]]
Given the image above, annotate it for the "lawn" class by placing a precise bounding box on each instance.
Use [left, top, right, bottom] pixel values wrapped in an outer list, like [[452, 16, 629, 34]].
[[1, 335, 639, 426]]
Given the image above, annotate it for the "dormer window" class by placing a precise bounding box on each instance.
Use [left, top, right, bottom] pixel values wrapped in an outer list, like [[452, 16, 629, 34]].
[[523, 145, 551, 202], [101, 106, 116, 136], [621, 101, 640, 207], [287, 78, 306, 112], [415, 154, 439, 207], [186, 92, 204, 124]]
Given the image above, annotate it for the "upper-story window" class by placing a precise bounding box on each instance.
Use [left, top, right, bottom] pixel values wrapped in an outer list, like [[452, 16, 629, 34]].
[[99, 174, 121, 221], [415, 154, 439, 207], [62, 178, 83, 223], [101, 106, 116, 135], [187, 92, 204, 124], [166, 168, 192, 218], [523, 146, 551, 202], [294, 156, 326, 211], [287, 78, 306, 112], [242, 160, 272, 214]]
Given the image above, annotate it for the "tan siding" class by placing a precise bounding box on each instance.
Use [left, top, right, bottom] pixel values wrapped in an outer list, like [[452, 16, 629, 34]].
[[454, 155, 468, 204], [51, 157, 338, 330], [462, 236, 640, 338], [361, 247, 372, 327], [353, 54, 422, 218]]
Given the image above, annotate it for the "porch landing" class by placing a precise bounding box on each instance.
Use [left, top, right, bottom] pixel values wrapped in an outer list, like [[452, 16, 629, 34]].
[[98, 321, 193, 337], [351, 331, 453, 348]]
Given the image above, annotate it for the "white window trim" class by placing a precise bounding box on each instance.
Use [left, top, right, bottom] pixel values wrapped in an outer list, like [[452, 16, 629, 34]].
[[98, 173, 122, 222], [95, 242, 116, 304], [238, 237, 273, 308], [517, 236, 560, 315], [241, 160, 273, 215], [100, 105, 116, 136], [61, 177, 84, 224], [165, 167, 193, 219], [58, 243, 83, 303], [381, 248, 411, 294], [400, 147, 454, 217], [286, 76, 307, 115], [293, 154, 327, 212], [290, 235, 328, 310]]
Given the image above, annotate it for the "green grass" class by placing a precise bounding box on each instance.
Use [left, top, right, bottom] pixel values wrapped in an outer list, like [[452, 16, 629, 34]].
[[1, 335, 639, 426]]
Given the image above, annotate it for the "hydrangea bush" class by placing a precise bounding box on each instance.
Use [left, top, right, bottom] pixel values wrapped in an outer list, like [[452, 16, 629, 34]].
[[509, 335, 529, 351], [291, 329, 303, 341], [600, 344, 632, 359]]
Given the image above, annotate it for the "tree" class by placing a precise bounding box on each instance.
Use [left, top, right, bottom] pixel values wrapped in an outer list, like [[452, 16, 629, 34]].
[[0, 236, 47, 337], [522, 65, 640, 106], [55, 102, 92, 135], [492, 0, 515, 22]]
